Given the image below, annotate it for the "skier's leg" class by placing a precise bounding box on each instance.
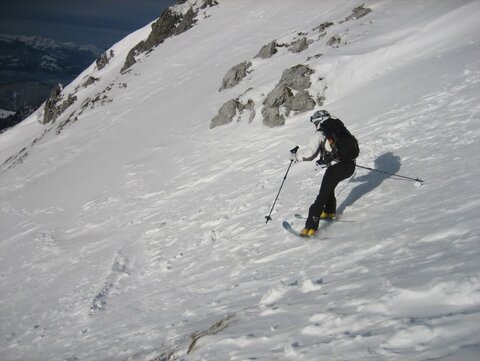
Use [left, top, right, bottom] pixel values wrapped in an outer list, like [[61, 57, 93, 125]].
[[305, 161, 355, 230], [305, 168, 336, 230], [324, 194, 337, 215]]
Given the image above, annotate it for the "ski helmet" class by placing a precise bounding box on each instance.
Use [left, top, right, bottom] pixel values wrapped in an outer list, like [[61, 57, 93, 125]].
[[310, 110, 331, 129]]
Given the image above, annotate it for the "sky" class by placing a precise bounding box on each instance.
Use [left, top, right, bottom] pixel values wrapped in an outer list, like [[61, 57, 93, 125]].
[[0, 0, 177, 50]]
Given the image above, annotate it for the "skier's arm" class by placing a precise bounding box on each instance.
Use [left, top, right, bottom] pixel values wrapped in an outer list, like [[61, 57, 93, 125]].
[[294, 134, 321, 162]]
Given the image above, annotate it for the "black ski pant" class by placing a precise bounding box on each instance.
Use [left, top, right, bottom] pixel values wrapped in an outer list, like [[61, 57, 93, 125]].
[[305, 160, 355, 230]]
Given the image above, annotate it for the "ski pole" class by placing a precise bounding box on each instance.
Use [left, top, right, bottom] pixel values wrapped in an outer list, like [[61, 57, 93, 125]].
[[265, 146, 299, 224], [356, 164, 424, 183]]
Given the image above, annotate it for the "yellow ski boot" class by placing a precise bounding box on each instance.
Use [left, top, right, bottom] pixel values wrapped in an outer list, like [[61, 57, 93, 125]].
[[320, 211, 335, 220], [300, 228, 316, 237]]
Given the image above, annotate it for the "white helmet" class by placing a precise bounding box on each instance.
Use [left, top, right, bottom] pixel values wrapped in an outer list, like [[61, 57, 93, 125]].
[[310, 110, 331, 130]]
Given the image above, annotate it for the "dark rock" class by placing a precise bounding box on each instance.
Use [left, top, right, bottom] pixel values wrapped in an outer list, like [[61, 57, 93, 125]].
[[82, 76, 100, 88], [210, 99, 241, 128], [344, 4, 372, 22], [96, 53, 109, 70], [219, 61, 252, 91], [122, 7, 192, 72], [279, 64, 314, 91], [326, 35, 342, 47], [261, 64, 315, 127], [306, 53, 323, 61], [314, 22, 334, 33], [149, 8, 183, 45], [96, 50, 114, 71], [200, 0, 219, 9], [210, 98, 256, 128], [175, 7, 197, 35], [264, 85, 293, 108], [244, 99, 256, 123], [42, 84, 77, 124], [255, 41, 278, 59], [261, 106, 285, 127], [285, 90, 315, 112], [288, 37, 309, 53]]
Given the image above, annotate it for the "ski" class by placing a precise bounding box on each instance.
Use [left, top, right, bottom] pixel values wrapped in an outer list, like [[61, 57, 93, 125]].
[[294, 213, 355, 223], [282, 221, 305, 237], [282, 221, 328, 239]]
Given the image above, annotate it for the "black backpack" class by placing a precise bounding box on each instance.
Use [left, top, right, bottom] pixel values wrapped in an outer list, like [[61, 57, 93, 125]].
[[320, 117, 359, 161]]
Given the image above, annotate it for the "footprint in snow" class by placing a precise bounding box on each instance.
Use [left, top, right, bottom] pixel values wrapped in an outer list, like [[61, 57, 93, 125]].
[[89, 251, 131, 314]]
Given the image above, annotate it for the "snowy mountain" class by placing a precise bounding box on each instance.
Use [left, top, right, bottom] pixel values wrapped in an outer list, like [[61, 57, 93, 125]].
[[0, 34, 103, 79], [0, 34, 101, 53], [0, 34, 104, 120], [1, 1, 480, 360], [0, 108, 14, 119]]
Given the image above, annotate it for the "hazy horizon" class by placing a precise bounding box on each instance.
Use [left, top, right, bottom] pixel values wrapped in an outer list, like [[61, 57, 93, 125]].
[[0, 0, 176, 49]]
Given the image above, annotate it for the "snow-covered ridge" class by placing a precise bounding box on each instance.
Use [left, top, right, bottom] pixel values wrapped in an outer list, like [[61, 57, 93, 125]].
[[1, 1, 480, 360]]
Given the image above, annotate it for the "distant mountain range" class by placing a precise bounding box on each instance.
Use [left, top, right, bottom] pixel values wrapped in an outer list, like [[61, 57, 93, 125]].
[[0, 34, 103, 131], [0, 34, 103, 86]]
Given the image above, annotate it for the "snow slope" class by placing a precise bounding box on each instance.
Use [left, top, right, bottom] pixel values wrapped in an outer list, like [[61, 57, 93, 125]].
[[1, 0, 480, 360]]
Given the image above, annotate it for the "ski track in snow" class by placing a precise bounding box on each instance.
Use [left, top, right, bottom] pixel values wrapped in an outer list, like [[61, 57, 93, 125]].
[[1, 0, 480, 360]]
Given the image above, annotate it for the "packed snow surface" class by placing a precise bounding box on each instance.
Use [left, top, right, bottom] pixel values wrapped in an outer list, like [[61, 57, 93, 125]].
[[1, 0, 480, 360]]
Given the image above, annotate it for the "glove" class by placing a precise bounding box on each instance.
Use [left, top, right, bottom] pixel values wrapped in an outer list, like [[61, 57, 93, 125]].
[[316, 152, 334, 166], [289, 145, 299, 162]]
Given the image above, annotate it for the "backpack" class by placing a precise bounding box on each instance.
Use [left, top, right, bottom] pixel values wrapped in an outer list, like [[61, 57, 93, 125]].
[[319, 117, 359, 161]]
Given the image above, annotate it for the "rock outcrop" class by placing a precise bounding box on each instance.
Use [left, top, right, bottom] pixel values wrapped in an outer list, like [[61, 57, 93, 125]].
[[219, 61, 252, 91], [122, 9, 183, 72], [42, 84, 77, 124], [210, 98, 255, 128], [262, 64, 315, 127], [326, 35, 343, 47], [314, 22, 334, 33], [200, 0, 219, 9], [122, 1, 219, 73], [288, 37, 309, 53], [82, 76, 100, 88], [96, 50, 115, 71], [255, 41, 278, 59], [343, 4, 372, 22]]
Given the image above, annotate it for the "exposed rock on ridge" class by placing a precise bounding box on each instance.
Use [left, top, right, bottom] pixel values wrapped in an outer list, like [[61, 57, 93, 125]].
[[342, 4, 372, 22], [96, 50, 115, 71], [122, 8, 184, 72], [255, 41, 278, 59], [288, 37, 310, 53], [210, 98, 255, 129], [121, 1, 219, 72], [42, 84, 77, 124], [262, 64, 315, 127], [219, 61, 252, 91]]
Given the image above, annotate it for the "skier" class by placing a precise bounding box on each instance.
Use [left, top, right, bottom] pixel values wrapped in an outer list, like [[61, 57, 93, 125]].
[[289, 110, 359, 237]]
